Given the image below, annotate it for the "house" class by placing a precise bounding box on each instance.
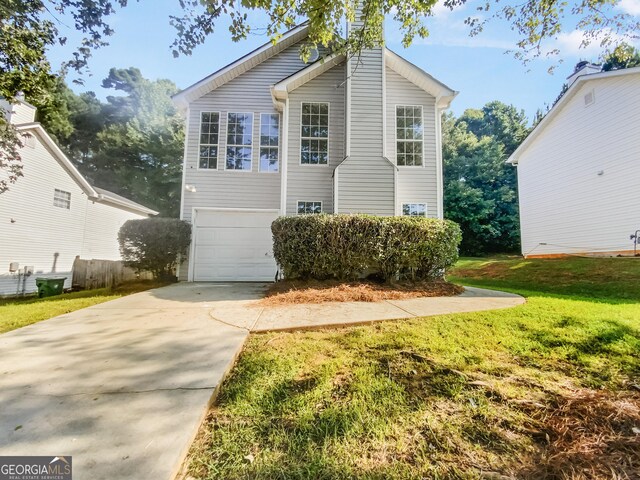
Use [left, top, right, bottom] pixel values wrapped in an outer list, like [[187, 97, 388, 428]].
[[0, 96, 158, 296], [507, 63, 640, 258], [172, 17, 457, 282]]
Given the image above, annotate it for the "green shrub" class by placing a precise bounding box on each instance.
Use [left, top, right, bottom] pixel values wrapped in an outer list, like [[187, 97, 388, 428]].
[[271, 214, 461, 282], [118, 218, 191, 280]]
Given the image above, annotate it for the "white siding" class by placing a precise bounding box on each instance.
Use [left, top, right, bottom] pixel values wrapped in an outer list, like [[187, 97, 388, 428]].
[[82, 201, 146, 260], [517, 74, 640, 256], [0, 100, 36, 125], [336, 43, 395, 216], [0, 133, 87, 294], [182, 42, 314, 222], [0, 131, 149, 295], [386, 67, 439, 218], [286, 62, 346, 214]]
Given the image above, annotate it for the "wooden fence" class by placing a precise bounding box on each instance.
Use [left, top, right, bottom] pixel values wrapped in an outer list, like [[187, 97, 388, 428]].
[[72, 257, 153, 290]]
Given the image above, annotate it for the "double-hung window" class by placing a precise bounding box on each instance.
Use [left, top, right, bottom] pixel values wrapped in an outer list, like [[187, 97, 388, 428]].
[[396, 106, 423, 166], [300, 102, 329, 165], [53, 189, 71, 209], [226, 113, 253, 171], [402, 203, 427, 217], [260, 113, 279, 172], [199, 112, 220, 169], [297, 201, 322, 214]]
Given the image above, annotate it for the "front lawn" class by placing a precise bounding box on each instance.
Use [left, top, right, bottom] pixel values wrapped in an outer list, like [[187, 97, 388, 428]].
[[187, 256, 640, 480], [0, 281, 167, 334]]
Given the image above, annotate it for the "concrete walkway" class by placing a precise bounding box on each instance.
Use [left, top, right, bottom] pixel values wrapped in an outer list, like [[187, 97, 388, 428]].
[[0, 283, 523, 480], [211, 286, 525, 332]]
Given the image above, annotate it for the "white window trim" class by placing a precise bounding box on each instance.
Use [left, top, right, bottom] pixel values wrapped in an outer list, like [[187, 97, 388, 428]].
[[196, 111, 221, 171], [224, 112, 254, 172], [259, 112, 280, 173], [395, 104, 425, 168], [296, 200, 323, 214], [402, 202, 428, 217], [53, 189, 71, 209], [299, 101, 330, 167]]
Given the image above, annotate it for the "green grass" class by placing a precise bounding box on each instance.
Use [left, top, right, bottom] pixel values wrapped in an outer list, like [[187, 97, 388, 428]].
[[187, 257, 640, 480], [0, 280, 167, 334]]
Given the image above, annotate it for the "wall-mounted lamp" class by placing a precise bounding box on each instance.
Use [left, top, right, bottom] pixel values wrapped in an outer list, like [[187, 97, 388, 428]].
[[185, 184, 197, 193]]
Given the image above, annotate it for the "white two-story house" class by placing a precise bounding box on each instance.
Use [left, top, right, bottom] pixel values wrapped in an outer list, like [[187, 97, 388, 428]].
[[173, 18, 457, 281]]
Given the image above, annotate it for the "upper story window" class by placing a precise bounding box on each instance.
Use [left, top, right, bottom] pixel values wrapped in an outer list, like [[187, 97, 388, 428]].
[[402, 203, 427, 217], [53, 189, 71, 209], [226, 113, 253, 171], [300, 102, 328, 165], [297, 201, 322, 214], [260, 113, 279, 172], [396, 106, 423, 166], [199, 112, 220, 169]]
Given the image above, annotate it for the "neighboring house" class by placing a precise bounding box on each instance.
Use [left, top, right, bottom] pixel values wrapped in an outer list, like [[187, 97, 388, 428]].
[[508, 63, 640, 258], [0, 97, 158, 296], [173, 19, 457, 281]]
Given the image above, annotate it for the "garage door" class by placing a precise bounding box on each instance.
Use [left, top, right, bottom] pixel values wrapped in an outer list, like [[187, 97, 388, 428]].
[[192, 209, 279, 281]]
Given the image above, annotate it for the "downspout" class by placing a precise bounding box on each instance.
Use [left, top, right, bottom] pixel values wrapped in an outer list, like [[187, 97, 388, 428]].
[[270, 87, 289, 216], [434, 96, 444, 219]]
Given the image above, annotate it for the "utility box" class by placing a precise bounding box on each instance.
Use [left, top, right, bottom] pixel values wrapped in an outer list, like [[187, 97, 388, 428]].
[[35, 277, 66, 298]]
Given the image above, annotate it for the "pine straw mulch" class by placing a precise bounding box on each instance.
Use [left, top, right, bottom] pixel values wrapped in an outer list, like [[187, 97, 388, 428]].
[[259, 279, 464, 306], [520, 387, 640, 479]]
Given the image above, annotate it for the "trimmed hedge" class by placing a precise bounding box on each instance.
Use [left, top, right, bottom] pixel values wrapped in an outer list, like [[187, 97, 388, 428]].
[[118, 218, 191, 280], [271, 214, 461, 282]]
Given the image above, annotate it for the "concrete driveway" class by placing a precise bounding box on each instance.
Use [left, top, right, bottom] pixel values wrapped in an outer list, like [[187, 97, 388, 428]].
[[0, 283, 266, 480]]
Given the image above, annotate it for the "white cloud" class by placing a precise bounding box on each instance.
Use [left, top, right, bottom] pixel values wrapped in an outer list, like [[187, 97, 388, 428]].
[[618, 0, 640, 16], [546, 29, 637, 59]]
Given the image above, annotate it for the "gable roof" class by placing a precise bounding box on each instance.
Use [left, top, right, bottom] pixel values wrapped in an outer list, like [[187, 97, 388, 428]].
[[15, 123, 158, 216], [384, 49, 457, 108], [172, 23, 310, 110], [508, 66, 640, 165], [270, 48, 457, 108], [271, 53, 346, 103]]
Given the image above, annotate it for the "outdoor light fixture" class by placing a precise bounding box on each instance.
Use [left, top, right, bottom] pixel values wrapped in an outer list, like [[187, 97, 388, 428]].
[[185, 184, 197, 193]]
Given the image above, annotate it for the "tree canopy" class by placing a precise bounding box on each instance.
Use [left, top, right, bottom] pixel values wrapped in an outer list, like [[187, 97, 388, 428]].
[[35, 68, 184, 217], [443, 101, 527, 255]]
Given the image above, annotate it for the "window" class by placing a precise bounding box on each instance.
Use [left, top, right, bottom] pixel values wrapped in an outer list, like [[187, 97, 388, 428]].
[[301, 102, 329, 165], [199, 112, 220, 169], [53, 189, 71, 209], [226, 113, 253, 170], [297, 201, 322, 214], [260, 113, 279, 172], [396, 106, 423, 166], [402, 203, 427, 217]]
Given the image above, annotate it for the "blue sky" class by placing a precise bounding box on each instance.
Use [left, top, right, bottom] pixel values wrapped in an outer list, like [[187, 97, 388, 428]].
[[45, 0, 640, 122]]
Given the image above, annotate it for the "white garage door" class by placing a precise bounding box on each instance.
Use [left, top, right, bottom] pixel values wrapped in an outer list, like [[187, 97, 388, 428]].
[[192, 209, 279, 281]]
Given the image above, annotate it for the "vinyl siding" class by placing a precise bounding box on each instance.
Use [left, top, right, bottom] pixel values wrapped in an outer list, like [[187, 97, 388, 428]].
[[516, 74, 640, 256], [286, 62, 346, 214], [386, 67, 439, 218], [336, 43, 395, 216], [0, 130, 147, 295], [0, 133, 88, 295], [1, 100, 36, 125], [82, 201, 146, 260], [182, 41, 313, 222]]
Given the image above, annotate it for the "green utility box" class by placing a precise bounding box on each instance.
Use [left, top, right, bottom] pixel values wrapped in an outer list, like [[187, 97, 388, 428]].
[[35, 277, 67, 298]]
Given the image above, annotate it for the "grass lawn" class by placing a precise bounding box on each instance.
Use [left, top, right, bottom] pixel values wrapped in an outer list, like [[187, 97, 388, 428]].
[[187, 256, 640, 480], [0, 280, 167, 334]]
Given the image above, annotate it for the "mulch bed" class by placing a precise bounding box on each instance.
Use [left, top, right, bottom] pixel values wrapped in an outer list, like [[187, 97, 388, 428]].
[[260, 279, 464, 306], [521, 388, 640, 479]]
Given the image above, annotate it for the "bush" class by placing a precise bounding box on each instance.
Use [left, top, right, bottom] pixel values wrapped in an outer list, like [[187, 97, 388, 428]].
[[271, 214, 461, 282], [118, 218, 191, 280]]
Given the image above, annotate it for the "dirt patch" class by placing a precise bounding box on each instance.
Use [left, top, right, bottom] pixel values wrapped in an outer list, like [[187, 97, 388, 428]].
[[521, 389, 640, 479], [259, 279, 464, 306]]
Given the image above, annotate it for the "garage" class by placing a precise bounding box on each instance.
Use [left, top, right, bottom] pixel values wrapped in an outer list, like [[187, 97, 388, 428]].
[[191, 209, 279, 281]]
